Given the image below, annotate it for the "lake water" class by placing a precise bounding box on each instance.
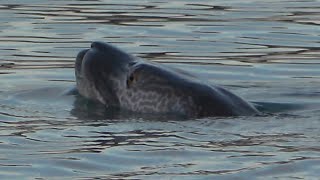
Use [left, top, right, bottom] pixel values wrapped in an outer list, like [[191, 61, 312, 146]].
[[0, 0, 320, 179]]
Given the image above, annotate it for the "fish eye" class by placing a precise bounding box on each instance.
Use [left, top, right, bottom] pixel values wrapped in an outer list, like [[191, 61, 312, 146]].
[[129, 75, 134, 82], [127, 73, 136, 88]]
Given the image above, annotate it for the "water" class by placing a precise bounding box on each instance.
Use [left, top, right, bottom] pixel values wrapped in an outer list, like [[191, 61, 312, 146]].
[[0, 0, 320, 179]]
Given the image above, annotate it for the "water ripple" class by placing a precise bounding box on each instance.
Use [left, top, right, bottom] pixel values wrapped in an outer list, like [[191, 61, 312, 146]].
[[0, 0, 320, 179]]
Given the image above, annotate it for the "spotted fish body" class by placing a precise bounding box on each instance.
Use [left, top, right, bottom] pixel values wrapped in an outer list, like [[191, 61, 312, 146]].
[[75, 41, 259, 118], [115, 64, 197, 117]]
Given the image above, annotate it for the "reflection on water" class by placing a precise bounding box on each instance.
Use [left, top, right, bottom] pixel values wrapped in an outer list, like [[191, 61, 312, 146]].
[[0, 0, 320, 179]]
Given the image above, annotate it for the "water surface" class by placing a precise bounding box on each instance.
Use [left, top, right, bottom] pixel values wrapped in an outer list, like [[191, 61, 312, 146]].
[[0, 0, 320, 179]]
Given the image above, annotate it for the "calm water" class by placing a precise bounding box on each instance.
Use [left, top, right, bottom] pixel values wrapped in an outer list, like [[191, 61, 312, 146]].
[[0, 0, 320, 179]]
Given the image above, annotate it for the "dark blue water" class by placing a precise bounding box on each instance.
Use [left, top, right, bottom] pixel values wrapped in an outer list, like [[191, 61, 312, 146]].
[[0, 0, 319, 179]]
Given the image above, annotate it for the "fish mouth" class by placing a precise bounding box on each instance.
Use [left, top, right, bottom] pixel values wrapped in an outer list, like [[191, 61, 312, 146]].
[[75, 41, 135, 78], [75, 48, 89, 79], [75, 41, 112, 78], [75, 41, 134, 108]]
